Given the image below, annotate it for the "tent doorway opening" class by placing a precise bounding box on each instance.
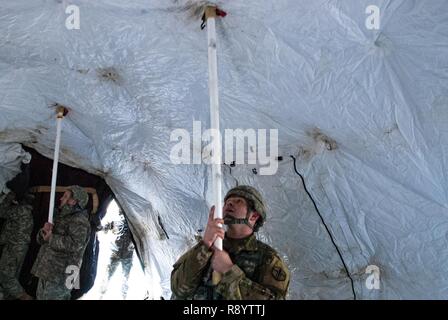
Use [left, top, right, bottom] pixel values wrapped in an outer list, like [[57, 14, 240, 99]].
[[0, 145, 150, 300], [80, 199, 147, 300]]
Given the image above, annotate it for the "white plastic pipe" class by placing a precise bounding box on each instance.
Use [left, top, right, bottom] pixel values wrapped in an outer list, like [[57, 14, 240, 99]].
[[48, 110, 64, 223], [207, 11, 223, 251]]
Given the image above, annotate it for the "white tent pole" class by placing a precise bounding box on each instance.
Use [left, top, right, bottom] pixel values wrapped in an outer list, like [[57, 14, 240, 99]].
[[206, 6, 223, 252], [48, 106, 66, 223], [205, 5, 225, 285]]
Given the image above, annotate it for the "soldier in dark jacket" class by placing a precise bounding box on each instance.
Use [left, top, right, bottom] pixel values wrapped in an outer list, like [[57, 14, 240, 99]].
[[171, 185, 290, 300], [0, 192, 34, 300], [31, 185, 91, 300]]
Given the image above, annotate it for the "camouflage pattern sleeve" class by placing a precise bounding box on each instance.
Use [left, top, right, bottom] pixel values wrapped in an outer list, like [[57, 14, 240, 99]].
[[36, 229, 47, 245], [216, 254, 290, 300], [49, 219, 90, 253], [0, 193, 14, 218], [171, 241, 213, 299], [0, 243, 29, 298], [0, 203, 7, 218]]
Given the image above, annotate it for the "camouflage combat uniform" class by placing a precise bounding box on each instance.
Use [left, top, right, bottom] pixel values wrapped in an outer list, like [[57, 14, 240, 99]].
[[171, 233, 290, 300], [31, 186, 91, 300], [101, 215, 134, 299], [0, 193, 14, 257], [0, 193, 34, 299], [0, 192, 15, 212]]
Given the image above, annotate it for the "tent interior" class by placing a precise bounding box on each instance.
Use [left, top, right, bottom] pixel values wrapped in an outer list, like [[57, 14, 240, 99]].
[[1, 0, 448, 299]]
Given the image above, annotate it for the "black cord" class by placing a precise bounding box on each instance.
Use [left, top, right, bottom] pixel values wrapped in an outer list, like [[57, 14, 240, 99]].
[[290, 155, 357, 300], [157, 215, 170, 240], [225, 163, 239, 187]]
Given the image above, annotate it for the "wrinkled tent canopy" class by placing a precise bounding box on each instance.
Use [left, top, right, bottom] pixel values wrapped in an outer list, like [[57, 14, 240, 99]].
[[1, 0, 448, 299]]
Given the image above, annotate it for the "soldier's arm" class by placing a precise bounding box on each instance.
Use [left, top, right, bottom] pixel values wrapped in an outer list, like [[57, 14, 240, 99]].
[[36, 229, 46, 245], [216, 254, 290, 300], [0, 203, 7, 218], [0, 193, 15, 217], [170, 241, 213, 299], [49, 219, 90, 253]]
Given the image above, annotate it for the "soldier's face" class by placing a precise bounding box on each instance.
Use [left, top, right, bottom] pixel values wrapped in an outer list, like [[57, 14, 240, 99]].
[[223, 197, 249, 219], [59, 190, 77, 208]]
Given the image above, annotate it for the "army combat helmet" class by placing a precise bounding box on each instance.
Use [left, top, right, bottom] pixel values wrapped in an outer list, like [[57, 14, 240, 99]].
[[67, 185, 89, 210], [223, 185, 266, 232]]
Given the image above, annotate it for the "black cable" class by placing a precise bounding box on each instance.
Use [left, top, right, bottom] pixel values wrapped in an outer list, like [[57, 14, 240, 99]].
[[290, 155, 357, 300], [225, 163, 239, 187], [158, 215, 170, 240]]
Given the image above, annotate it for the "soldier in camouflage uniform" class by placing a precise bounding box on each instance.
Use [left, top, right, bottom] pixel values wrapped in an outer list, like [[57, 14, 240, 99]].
[[31, 185, 91, 300], [100, 210, 135, 299], [0, 192, 34, 300], [171, 185, 290, 300]]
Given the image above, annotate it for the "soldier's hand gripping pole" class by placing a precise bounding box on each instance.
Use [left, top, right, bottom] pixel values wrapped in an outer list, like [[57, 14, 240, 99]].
[[204, 5, 227, 285], [48, 105, 67, 224]]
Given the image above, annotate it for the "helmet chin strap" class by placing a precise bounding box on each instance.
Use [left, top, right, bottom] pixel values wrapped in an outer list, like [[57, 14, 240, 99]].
[[223, 210, 254, 230]]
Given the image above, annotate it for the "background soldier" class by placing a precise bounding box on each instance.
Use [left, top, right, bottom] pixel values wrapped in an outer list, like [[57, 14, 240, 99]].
[[171, 185, 290, 300], [31, 185, 91, 300], [0, 191, 34, 300], [100, 210, 135, 299]]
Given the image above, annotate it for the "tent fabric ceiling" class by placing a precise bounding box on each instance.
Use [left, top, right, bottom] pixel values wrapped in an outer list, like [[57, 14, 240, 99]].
[[0, 0, 447, 299]]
